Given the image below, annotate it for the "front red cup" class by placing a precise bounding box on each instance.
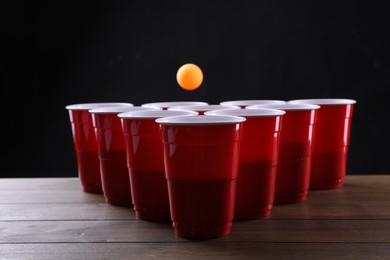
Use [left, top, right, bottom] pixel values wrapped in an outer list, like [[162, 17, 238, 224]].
[[157, 115, 246, 239], [90, 106, 153, 206], [288, 99, 356, 190], [119, 110, 197, 221], [206, 108, 285, 219], [66, 102, 133, 193], [249, 103, 320, 203]]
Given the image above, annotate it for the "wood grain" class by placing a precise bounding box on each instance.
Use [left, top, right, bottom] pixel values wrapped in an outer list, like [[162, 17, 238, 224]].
[[1, 219, 389, 243], [0, 175, 389, 259], [0, 243, 389, 259], [0, 203, 136, 221], [0, 190, 107, 204], [0, 177, 80, 190]]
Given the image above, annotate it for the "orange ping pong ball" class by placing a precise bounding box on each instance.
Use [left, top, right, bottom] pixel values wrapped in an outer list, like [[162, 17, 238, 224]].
[[176, 63, 203, 91]]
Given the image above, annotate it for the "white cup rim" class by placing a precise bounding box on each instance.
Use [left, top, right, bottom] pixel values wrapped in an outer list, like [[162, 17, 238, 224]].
[[205, 108, 285, 117], [89, 106, 160, 114], [168, 104, 240, 112], [66, 102, 133, 110], [118, 110, 198, 119], [247, 103, 320, 111], [287, 98, 356, 105], [141, 101, 208, 108], [219, 100, 286, 106], [156, 115, 246, 125]]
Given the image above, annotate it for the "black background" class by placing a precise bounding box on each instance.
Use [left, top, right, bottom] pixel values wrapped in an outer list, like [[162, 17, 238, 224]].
[[3, 1, 389, 178]]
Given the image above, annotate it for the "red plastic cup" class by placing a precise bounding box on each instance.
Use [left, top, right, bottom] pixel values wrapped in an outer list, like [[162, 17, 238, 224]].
[[219, 100, 286, 109], [156, 115, 246, 239], [288, 99, 356, 190], [248, 103, 320, 203], [65, 102, 133, 193], [89, 106, 158, 206], [141, 101, 208, 110], [206, 108, 285, 219], [118, 110, 198, 221], [168, 104, 240, 115]]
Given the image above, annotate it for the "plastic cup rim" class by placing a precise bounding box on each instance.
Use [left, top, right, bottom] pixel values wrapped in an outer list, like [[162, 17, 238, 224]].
[[168, 104, 241, 112], [141, 101, 208, 108], [89, 106, 159, 114], [219, 100, 287, 106], [65, 102, 133, 110], [118, 110, 198, 119], [287, 98, 357, 105], [205, 108, 286, 117], [156, 115, 246, 125], [247, 103, 320, 111]]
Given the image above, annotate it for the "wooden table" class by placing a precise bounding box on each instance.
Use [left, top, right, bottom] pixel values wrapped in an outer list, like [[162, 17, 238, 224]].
[[1, 175, 389, 259]]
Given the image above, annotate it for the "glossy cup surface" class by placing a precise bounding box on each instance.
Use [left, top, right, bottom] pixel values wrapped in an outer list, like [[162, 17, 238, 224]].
[[157, 115, 245, 239], [288, 99, 356, 189], [205, 109, 285, 219], [248, 103, 319, 203], [89, 106, 154, 205], [119, 110, 197, 220], [66, 102, 133, 193]]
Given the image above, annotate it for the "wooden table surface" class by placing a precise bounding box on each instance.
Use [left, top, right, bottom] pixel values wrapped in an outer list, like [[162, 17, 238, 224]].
[[1, 175, 389, 259]]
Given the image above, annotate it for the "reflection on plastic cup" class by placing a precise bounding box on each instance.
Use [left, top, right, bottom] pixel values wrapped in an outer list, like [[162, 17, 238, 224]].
[[65, 102, 133, 193], [248, 103, 320, 203], [157, 115, 246, 239], [118, 110, 197, 221], [90, 106, 157, 206], [205, 108, 285, 219], [288, 99, 356, 190]]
